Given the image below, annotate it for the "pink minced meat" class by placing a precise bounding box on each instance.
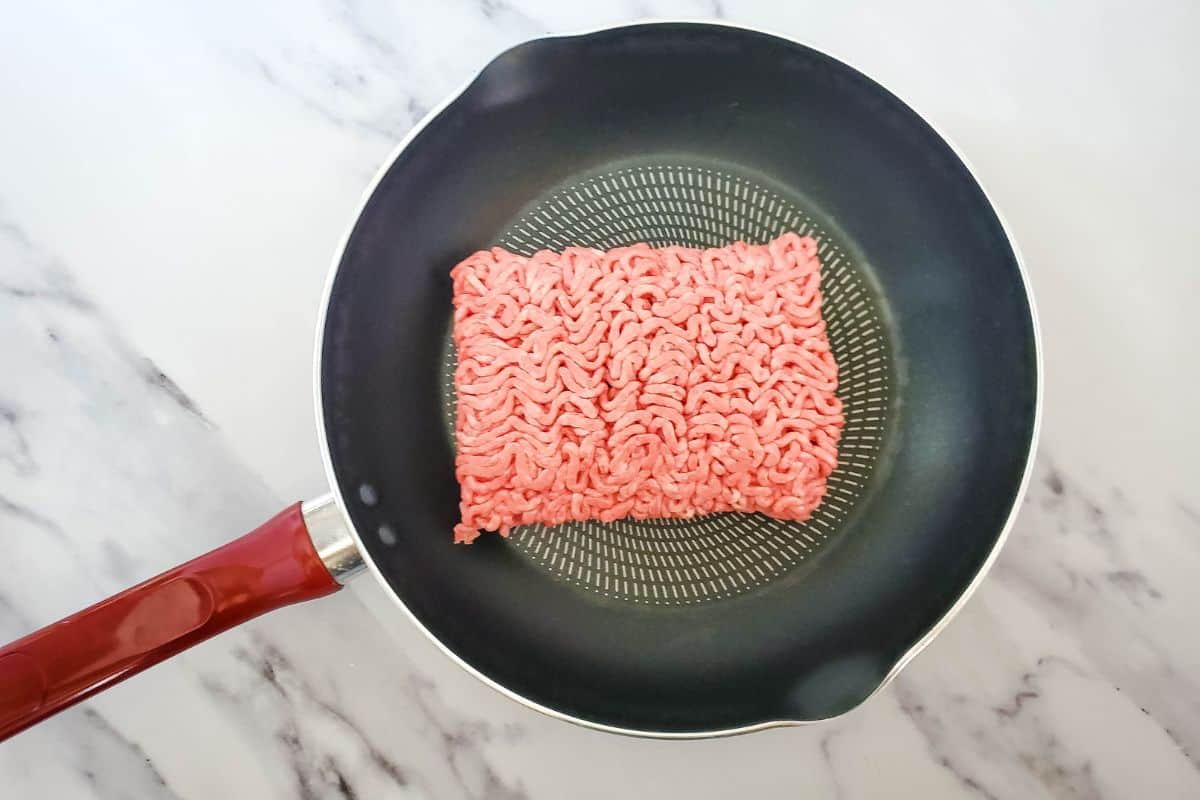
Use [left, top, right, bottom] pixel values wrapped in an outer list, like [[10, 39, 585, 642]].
[[450, 233, 844, 544]]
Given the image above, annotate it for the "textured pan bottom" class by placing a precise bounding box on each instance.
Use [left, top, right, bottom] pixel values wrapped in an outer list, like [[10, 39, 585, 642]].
[[440, 158, 897, 605]]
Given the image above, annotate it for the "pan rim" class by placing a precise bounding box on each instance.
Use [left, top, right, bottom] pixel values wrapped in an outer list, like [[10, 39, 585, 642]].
[[312, 19, 1044, 739]]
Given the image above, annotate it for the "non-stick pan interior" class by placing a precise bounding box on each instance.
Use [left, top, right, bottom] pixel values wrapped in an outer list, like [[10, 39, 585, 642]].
[[319, 23, 1038, 733], [439, 158, 897, 605]]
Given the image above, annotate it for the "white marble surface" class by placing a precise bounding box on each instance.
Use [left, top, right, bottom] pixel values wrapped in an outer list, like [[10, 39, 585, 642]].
[[1, 2, 1198, 797]]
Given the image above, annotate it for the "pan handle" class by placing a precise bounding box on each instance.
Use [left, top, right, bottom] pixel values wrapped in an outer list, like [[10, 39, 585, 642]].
[[0, 497, 360, 741]]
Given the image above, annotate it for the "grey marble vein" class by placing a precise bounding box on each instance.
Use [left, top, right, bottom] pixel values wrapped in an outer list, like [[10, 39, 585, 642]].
[[993, 460, 1200, 768], [0, 403, 36, 475], [894, 660, 1106, 800], [0, 489, 68, 543], [199, 636, 415, 800], [0, 219, 94, 311], [0, 203, 523, 799], [214, 1, 502, 143], [818, 731, 848, 800], [137, 358, 207, 420], [192, 626, 531, 800], [406, 672, 528, 800], [73, 709, 184, 800]]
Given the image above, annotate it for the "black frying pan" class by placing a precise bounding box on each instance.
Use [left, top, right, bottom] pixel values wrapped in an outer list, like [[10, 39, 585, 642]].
[[0, 22, 1039, 741]]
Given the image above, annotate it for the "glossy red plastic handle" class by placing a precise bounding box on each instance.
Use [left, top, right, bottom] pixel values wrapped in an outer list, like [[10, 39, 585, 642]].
[[0, 503, 339, 741]]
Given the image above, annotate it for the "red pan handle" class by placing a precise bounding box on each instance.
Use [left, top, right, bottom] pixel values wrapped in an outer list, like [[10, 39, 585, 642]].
[[0, 503, 341, 741]]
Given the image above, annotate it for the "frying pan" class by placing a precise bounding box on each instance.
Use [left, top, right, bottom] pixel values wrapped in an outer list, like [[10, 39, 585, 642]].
[[0, 21, 1040, 740]]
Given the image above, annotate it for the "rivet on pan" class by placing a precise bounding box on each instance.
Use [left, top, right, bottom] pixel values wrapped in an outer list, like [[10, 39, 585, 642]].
[[359, 483, 379, 507], [378, 524, 397, 546]]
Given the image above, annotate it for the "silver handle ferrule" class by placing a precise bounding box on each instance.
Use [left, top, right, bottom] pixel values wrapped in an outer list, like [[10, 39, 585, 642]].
[[301, 494, 365, 583]]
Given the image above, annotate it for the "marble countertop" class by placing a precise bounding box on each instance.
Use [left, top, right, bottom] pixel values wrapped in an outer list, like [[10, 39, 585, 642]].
[[2, 3, 1198, 798]]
